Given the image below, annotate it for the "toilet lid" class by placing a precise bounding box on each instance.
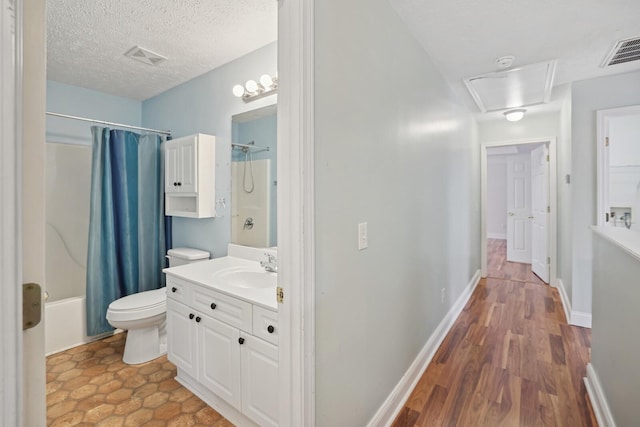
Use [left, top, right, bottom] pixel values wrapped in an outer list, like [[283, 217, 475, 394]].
[[109, 288, 166, 311]]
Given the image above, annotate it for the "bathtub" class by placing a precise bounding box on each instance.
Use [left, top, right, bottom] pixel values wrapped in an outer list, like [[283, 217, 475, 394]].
[[45, 296, 116, 355]]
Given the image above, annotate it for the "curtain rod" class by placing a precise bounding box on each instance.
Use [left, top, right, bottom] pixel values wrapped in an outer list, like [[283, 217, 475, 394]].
[[46, 112, 172, 136], [232, 142, 270, 152]]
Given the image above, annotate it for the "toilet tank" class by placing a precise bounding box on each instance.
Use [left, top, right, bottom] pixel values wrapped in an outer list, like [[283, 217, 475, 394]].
[[166, 248, 210, 267]]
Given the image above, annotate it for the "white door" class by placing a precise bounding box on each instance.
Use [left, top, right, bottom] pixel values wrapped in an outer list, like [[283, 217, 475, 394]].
[[164, 141, 180, 192], [199, 314, 242, 410], [241, 333, 279, 427], [166, 300, 197, 377], [506, 154, 532, 263], [531, 145, 550, 282], [22, 1, 48, 425], [179, 137, 198, 193]]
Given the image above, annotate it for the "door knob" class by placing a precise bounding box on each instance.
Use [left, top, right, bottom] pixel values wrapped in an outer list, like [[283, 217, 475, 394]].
[[267, 325, 275, 334], [238, 337, 245, 345]]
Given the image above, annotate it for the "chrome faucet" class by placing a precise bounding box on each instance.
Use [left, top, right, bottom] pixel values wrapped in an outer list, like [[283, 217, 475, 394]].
[[260, 253, 278, 273]]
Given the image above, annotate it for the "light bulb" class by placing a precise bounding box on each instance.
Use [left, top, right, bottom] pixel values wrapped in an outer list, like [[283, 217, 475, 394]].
[[260, 74, 273, 88], [245, 80, 259, 93], [232, 84, 245, 98]]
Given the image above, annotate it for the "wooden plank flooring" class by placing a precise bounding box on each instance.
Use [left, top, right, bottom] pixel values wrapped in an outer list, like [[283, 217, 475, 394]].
[[392, 240, 596, 426]]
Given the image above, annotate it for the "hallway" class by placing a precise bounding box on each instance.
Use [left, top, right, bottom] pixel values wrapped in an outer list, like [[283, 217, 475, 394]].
[[392, 240, 596, 426]]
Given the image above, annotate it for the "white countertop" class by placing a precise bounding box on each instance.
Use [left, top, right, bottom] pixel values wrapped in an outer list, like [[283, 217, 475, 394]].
[[163, 256, 278, 311], [591, 226, 640, 263]]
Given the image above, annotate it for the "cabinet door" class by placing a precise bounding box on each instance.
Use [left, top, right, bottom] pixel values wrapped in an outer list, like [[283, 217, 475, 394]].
[[179, 137, 197, 193], [198, 314, 242, 410], [166, 299, 197, 378], [241, 335, 279, 427], [164, 142, 180, 193]]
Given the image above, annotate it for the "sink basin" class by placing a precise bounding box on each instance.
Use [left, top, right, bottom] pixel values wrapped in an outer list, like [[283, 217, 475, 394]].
[[215, 270, 276, 289]]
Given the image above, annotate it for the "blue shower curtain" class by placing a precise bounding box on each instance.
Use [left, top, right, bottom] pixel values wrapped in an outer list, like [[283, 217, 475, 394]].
[[86, 127, 167, 336]]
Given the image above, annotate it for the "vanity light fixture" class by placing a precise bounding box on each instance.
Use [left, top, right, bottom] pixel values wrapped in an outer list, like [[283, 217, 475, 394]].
[[232, 74, 278, 103], [503, 108, 526, 122]]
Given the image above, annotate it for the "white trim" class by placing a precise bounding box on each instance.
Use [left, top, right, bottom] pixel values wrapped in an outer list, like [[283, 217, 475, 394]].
[[584, 363, 617, 427], [596, 105, 640, 227], [570, 310, 592, 328], [481, 137, 558, 287], [555, 278, 592, 328], [366, 270, 481, 427], [555, 278, 572, 325], [487, 233, 507, 240], [1, 1, 22, 426], [277, 0, 315, 425]]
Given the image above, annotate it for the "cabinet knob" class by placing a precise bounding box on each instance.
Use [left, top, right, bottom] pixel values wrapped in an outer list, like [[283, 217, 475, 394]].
[[267, 325, 275, 334], [171, 287, 177, 293], [210, 302, 217, 310], [195, 316, 201, 323], [238, 337, 245, 345], [177, 182, 182, 186], [173, 182, 178, 187], [189, 313, 194, 320]]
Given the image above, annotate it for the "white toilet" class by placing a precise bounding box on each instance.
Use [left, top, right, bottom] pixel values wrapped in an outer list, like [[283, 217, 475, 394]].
[[106, 247, 210, 364]]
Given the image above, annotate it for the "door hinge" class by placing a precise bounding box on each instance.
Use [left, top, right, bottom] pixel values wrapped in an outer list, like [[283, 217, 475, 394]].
[[546, 154, 550, 162], [277, 286, 284, 304], [605, 137, 609, 147], [23, 283, 42, 331], [547, 206, 550, 213], [547, 257, 551, 264]]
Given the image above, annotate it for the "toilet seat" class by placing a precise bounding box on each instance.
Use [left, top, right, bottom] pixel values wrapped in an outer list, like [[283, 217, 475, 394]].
[[107, 288, 167, 322]]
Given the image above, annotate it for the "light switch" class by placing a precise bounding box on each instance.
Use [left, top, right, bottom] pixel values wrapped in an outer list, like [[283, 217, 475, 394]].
[[358, 222, 368, 250]]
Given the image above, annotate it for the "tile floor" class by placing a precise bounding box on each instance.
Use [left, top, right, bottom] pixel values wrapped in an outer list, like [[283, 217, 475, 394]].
[[46, 333, 233, 426]]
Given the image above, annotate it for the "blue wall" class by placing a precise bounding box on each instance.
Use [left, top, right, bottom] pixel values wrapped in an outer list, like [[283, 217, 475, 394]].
[[233, 112, 278, 247], [46, 81, 142, 145], [142, 42, 277, 258]]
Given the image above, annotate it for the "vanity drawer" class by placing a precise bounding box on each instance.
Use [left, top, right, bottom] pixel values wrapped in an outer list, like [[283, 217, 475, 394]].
[[252, 306, 278, 346], [166, 276, 192, 303], [191, 286, 252, 333]]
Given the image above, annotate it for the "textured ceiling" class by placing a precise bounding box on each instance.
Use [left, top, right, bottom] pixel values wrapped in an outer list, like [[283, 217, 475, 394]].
[[47, 0, 277, 100], [388, 0, 640, 116]]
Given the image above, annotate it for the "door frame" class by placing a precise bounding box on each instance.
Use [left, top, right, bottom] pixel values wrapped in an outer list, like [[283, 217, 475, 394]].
[[480, 137, 557, 286], [596, 105, 640, 226], [1, 0, 23, 425], [276, 0, 315, 425]]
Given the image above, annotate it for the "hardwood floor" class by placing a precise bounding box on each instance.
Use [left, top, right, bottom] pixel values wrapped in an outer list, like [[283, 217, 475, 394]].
[[487, 238, 546, 285], [392, 240, 596, 426]]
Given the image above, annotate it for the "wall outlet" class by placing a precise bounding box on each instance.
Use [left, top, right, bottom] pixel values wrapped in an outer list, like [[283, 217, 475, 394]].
[[441, 288, 446, 303], [358, 222, 368, 250]]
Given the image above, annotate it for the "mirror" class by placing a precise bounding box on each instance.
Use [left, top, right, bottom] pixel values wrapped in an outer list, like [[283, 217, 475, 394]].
[[231, 105, 277, 248], [598, 106, 640, 229]]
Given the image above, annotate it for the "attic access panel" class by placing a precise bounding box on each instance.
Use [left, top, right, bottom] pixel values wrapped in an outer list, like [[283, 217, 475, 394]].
[[464, 60, 557, 113]]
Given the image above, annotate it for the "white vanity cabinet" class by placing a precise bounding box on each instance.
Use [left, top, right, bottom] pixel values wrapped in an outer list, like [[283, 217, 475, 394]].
[[166, 276, 279, 427], [163, 133, 216, 218]]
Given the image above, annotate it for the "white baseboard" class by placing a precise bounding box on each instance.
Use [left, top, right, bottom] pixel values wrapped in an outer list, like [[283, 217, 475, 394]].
[[570, 310, 592, 328], [554, 279, 592, 328], [487, 233, 506, 240], [555, 278, 572, 325], [584, 363, 617, 427], [366, 270, 482, 427]]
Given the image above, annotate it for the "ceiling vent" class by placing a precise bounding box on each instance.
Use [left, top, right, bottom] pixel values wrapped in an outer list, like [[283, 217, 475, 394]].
[[124, 46, 167, 66], [463, 60, 556, 113], [601, 36, 640, 67]]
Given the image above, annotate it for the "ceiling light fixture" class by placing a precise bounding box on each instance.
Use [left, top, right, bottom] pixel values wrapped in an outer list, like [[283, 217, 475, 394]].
[[503, 108, 526, 122], [232, 73, 278, 103]]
